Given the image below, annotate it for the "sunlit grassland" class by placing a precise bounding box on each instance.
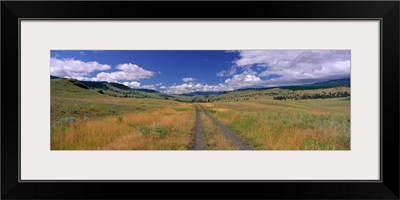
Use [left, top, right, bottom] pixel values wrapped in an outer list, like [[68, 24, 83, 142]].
[[205, 98, 350, 150], [199, 110, 236, 150], [51, 97, 183, 125], [51, 78, 351, 150], [51, 97, 195, 150]]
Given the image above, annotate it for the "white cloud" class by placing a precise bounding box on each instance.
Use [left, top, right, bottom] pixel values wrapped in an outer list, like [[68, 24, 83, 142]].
[[79, 51, 85, 56], [141, 85, 157, 90], [115, 63, 155, 80], [167, 58, 350, 93], [225, 74, 261, 83], [165, 83, 232, 94], [164, 69, 270, 94], [122, 82, 162, 90], [82, 63, 155, 82], [182, 77, 196, 82], [224, 69, 264, 89], [216, 67, 236, 77], [141, 82, 163, 90], [165, 68, 286, 94], [122, 81, 141, 88], [235, 50, 350, 83], [50, 58, 111, 77], [54, 59, 157, 85], [232, 50, 350, 85], [160, 86, 166, 89]]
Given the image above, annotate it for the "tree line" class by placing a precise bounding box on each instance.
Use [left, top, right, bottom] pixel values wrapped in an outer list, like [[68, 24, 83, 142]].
[[273, 91, 350, 100]]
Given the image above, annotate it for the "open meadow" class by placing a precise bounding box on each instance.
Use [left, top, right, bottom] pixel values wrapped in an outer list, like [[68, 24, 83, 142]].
[[202, 97, 350, 150], [51, 78, 350, 150], [51, 79, 195, 150]]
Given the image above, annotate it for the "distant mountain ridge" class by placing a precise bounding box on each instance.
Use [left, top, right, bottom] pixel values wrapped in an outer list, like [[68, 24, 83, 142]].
[[310, 78, 350, 87], [282, 78, 350, 91], [182, 91, 221, 96], [233, 78, 350, 92]]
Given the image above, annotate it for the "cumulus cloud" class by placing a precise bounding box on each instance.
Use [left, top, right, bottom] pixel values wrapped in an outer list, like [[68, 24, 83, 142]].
[[122, 82, 162, 90], [141, 85, 157, 90], [182, 77, 196, 82], [141, 82, 163, 90], [224, 69, 264, 88], [165, 83, 232, 94], [164, 70, 269, 94], [164, 49, 351, 94], [50, 58, 111, 77], [122, 81, 141, 88], [216, 67, 236, 77], [71, 63, 156, 83], [234, 50, 350, 84]]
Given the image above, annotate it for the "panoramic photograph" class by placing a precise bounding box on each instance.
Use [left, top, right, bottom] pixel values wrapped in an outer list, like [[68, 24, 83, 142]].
[[50, 50, 350, 150]]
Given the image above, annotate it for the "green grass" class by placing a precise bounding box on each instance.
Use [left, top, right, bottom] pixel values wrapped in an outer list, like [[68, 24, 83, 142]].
[[139, 123, 166, 139], [51, 78, 107, 98], [209, 98, 350, 150]]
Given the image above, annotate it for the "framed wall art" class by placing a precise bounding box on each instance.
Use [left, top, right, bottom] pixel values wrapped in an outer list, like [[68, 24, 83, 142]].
[[2, 1, 399, 199]]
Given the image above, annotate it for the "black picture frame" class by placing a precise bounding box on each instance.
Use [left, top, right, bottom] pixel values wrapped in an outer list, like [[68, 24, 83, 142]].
[[2, 1, 399, 199]]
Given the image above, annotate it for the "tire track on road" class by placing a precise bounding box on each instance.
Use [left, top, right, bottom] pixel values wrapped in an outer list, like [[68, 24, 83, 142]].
[[199, 106, 253, 150], [191, 105, 203, 150]]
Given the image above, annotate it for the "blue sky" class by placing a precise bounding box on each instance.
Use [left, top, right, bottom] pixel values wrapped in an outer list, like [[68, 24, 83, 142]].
[[50, 50, 350, 94]]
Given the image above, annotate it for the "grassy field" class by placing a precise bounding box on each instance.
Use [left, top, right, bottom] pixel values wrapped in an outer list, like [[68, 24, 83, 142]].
[[203, 98, 350, 150], [51, 78, 350, 150], [51, 104, 195, 150], [51, 79, 195, 150]]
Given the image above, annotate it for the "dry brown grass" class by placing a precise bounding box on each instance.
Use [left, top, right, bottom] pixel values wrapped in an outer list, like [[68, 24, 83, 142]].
[[51, 102, 195, 150]]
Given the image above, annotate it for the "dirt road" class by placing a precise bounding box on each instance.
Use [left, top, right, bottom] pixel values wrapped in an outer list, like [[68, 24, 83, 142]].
[[191, 104, 253, 150], [191, 105, 203, 150]]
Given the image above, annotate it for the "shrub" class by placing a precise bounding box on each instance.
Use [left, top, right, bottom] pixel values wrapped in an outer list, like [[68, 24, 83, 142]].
[[139, 123, 165, 138], [56, 117, 76, 126], [206, 140, 215, 147], [117, 115, 123, 123], [152, 123, 165, 138], [139, 126, 152, 136]]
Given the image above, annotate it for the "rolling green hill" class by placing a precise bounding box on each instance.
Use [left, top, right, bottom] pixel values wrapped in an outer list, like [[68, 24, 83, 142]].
[[51, 76, 350, 102], [79, 81, 146, 98], [51, 77, 192, 102], [51, 78, 107, 98], [79, 80, 191, 101]]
